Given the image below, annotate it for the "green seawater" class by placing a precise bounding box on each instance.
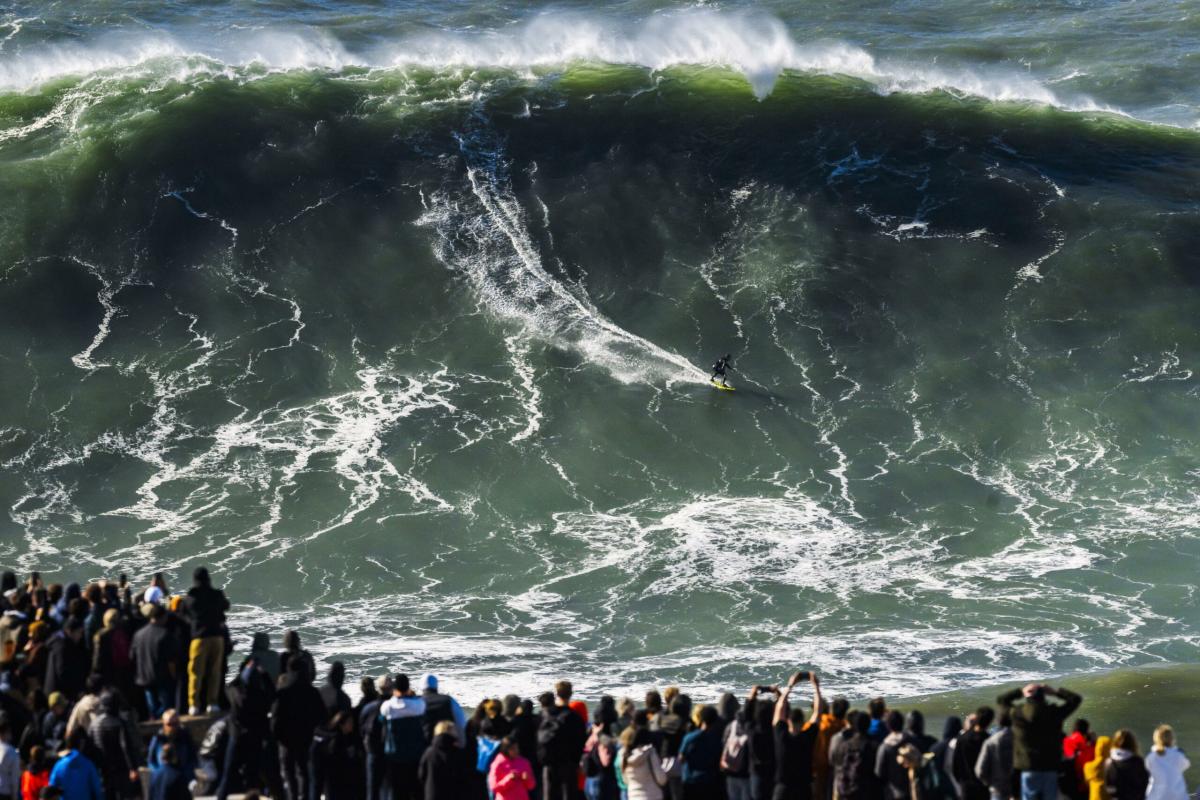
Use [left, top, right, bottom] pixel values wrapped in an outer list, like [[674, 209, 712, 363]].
[[1, 1, 1200, 700]]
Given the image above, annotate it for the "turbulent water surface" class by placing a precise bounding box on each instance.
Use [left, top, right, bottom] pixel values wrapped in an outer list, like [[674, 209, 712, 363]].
[[2, 0, 1200, 700]]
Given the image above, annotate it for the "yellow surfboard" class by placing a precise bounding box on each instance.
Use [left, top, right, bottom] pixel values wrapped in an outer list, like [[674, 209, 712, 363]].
[[711, 380, 736, 391]]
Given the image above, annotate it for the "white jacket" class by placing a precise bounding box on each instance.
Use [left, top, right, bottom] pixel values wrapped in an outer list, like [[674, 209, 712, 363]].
[[1145, 747, 1190, 800], [622, 744, 669, 800]]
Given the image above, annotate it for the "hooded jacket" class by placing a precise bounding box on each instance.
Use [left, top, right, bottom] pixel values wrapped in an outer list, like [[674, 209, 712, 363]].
[[1104, 749, 1149, 800], [1145, 746, 1190, 800], [418, 732, 468, 800], [1084, 736, 1112, 800], [622, 744, 668, 800]]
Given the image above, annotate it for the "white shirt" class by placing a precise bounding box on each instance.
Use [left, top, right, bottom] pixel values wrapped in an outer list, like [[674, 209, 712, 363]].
[[1146, 747, 1190, 800], [144, 586, 165, 605], [381, 695, 426, 719]]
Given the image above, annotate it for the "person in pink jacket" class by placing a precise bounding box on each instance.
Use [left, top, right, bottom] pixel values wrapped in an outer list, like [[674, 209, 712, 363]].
[[488, 737, 537, 800]]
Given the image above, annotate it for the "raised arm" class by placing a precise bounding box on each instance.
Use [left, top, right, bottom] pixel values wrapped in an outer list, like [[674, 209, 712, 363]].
[[996, 687, 1022, 710], [1048, 687, 1082, 717], [808, 674, 822, 726], [774, 676, 797, 727]]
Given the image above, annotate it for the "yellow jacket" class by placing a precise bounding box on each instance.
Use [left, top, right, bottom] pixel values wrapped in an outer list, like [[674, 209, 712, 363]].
[[1085, 736, 1113, 800]]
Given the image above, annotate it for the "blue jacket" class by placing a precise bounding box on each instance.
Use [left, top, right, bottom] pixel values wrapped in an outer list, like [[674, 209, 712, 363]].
[[148, 730, 198, 777], [49, 750, 103, 800], [680, 728, 723, 785]]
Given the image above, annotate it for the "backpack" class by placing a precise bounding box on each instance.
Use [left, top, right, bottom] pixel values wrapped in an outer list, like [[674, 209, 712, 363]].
[[917, 755, 954, 800], [720, 719, 749, 774], [537, 709, 575, 765], [477, 737, 502, 773], [838, 737, 876, 799]]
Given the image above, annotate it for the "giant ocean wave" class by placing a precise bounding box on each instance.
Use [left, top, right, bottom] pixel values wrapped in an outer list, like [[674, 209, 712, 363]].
[[2, 5, 1200, 700]]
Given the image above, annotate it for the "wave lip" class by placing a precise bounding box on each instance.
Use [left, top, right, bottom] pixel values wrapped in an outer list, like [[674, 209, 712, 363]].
[[0, 10, 1123, 116]]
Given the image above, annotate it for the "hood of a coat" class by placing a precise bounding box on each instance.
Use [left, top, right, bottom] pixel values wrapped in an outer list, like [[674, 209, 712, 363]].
[[625, 744, 653, 766]]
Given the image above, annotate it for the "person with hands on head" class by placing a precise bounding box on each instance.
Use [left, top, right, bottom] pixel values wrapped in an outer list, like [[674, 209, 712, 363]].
[[773, 670, 822, 800], [997, 683, 1082, 800]]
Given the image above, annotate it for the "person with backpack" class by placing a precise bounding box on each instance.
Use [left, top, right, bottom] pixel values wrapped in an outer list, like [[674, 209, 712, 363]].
[[582, 702, 620, 800], [491, 736, 538, 800], [897, 743, 954, 800], [997, 684, 1082, 800], [381, 674, 428, 800], [539, 680, 588, 800], [419, 675, 466, 746], [834, 711, 882, 800], [721, 690, 755, 800]]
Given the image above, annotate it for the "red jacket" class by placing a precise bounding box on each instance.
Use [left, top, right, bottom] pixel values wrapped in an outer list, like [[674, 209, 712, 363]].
[[1064, 731, 1096, 791]]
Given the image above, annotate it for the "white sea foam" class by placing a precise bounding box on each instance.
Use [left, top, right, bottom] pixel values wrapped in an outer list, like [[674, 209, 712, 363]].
[[418, 151, 707, 387], [0, 11, 1122, 114]]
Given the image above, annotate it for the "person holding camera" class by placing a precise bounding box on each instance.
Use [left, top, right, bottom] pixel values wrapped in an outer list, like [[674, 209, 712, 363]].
[[773, 671, 823, 800]]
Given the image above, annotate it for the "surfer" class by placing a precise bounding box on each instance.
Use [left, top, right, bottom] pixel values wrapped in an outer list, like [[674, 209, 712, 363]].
[[711, 354, 732, 387]]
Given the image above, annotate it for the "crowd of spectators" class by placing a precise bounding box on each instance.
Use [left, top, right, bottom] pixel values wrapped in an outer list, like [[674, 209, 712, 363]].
[[0, 567, 1190, 800]]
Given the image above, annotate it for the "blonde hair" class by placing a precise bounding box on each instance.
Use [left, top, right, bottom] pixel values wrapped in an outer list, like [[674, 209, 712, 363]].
[[692, 704, 706, 727], [1153, 725, 1174, 755], [434, 720, 456, 737], [663, 686, 679, 708]]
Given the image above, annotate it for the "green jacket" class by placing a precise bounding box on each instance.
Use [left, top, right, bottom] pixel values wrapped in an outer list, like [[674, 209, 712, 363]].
[[997, 688, 1082, 772]]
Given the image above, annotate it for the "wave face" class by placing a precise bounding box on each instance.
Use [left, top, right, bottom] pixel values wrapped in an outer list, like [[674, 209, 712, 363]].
[[3, 1, 1200, 700]]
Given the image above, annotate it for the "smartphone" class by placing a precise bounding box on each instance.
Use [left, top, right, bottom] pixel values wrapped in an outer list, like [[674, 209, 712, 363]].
[[793, 670, 811, 682]]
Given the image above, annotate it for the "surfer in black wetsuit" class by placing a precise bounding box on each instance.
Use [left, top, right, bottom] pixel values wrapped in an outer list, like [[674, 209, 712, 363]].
[[711, 354, 732, 386]]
